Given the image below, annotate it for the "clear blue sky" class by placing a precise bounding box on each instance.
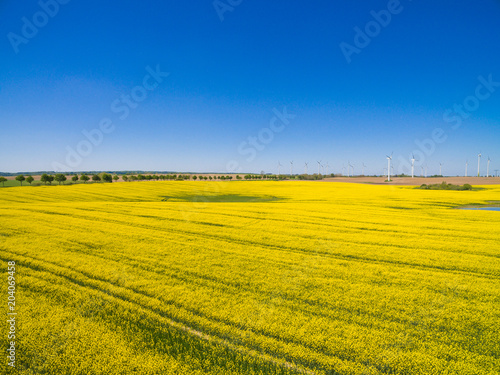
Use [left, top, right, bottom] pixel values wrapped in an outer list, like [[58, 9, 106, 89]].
[[1, 0, 499, 175]]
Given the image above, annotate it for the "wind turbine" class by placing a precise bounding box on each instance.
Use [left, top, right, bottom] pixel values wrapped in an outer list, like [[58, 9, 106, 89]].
[[465, 160, 468, 177], [317, 160, 321, 175], [362, 163, 367, 176], [421, 166, 424, 177], [325, 162, 330, 176], [386, 154, 393, 182], [495, 169, 499, 178], [411, 154, 416, 178], [439, 163, 443, 176], [425, 165, 428, 178], [290, 161, 293, 176], [487, 157, 490, 177], [304, 162, 308, 175], [277, 161, 282, 175], [349, 162, 354, 177], [477, 153, 482, 177]]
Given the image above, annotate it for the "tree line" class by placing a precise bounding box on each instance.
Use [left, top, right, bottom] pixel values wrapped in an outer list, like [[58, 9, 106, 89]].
[[1, 173, 118, 186], [1, 172, 331, 186]]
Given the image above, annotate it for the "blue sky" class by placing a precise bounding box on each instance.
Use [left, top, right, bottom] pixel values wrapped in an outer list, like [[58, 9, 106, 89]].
[[1, 0, 499, 175]]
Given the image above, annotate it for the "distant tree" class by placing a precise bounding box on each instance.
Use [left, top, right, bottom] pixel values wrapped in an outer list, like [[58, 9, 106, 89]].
[[113, 175, 119, 182], [209, 176, 213, 180], [102, 173, 112, 183], [47, 175, 54, 184], [80, 174, 90, 183], [0, 177, 7, 186], [152, 174, 159, 181], [193, 175, 198, 180], [72, 175, 79, 182], [137, 174, 145, 180], [122, 175, 128, 182], [236, 175, 241, 180], [130, 175, 138, 181], [26, 176, 34, 185], [40, 173, 49, 184], [92, 174, 101, 182], [15, 175, 25, 186], [54, 174, 67, 185]]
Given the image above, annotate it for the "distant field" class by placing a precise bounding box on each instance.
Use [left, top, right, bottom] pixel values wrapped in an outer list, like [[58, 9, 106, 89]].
[[323, 176, 500, 185], [1, 181, 499, 374]]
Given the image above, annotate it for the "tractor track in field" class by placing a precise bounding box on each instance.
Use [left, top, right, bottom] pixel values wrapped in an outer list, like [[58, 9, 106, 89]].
[[1, 247, 494, 372], [0, 251, 351, 375]]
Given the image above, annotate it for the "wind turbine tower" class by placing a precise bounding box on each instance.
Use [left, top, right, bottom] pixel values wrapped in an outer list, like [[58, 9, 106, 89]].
[[347, 162, 354, 177], [304, 162, 308, 175], [487, 157, 491, 177], [386, 154, 392, 182], [411, 155, 415, 178], [290, 161, 293, 176], [317, 161, 321, 175], [477, 153, 482, 177], [277, 161, 282, 176], [465, 160, 468, 177], [439, 163, 443, 176], [362, 163, 367, 176]]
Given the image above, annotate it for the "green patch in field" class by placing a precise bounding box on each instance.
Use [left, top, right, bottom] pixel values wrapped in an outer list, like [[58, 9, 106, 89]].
[[161, 194, 283, 202], [416, 182, 475, 191], [455, 200, 500, 210]]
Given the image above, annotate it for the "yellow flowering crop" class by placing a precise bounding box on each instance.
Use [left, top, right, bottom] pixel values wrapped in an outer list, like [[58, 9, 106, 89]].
[[1, 181, 499, 374]]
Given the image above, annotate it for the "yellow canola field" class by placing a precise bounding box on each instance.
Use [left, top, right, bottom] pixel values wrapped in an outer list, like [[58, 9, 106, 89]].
[[1, 181, 499, 375]]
